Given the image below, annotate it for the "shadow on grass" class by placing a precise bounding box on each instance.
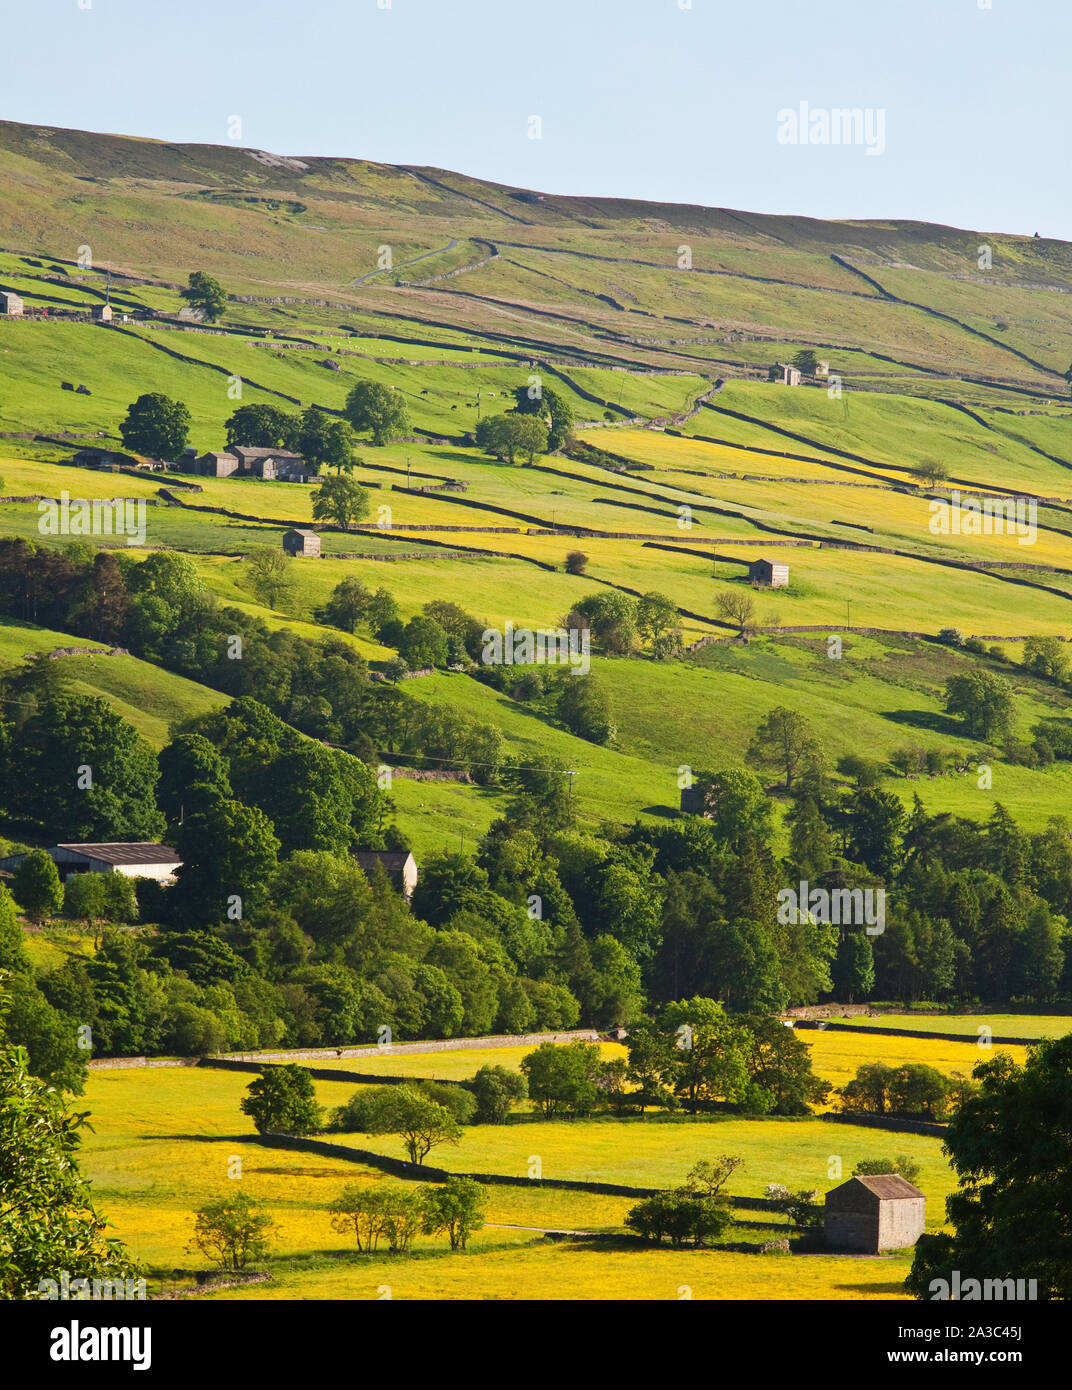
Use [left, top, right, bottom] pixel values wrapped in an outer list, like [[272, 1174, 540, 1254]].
[[835, 1280, 912, 1296], [140, 1133, 256, 1143], [882, 709, 963, 736]]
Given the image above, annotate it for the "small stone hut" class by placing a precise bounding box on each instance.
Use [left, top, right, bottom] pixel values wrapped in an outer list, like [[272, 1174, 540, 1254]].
[[749, 558, 789, 589], [824, 1174, 925, 1253], [282, 528, 320, 557]]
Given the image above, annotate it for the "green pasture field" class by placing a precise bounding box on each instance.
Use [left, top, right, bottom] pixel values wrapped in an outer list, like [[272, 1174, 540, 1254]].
[[387, 778, 508, 861], [0, 615, 225, 746], [865, 264, 1072, 371], [460, 247, 1051, 386], [687, 383, 1072, 498]]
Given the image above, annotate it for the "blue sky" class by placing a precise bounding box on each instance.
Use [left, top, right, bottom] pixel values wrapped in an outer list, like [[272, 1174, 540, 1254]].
[[4, 0, 1068, 237]]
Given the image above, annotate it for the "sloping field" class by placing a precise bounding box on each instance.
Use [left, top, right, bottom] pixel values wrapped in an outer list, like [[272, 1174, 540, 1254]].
[[0, 616, 225, 746]]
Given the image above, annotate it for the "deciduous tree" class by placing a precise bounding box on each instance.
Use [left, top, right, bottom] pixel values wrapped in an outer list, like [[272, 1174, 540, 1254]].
[[189, 1192, 275, 1271], [119, 392, 191, 460], [240, 1064, 322, 1135], [181, 270, 227, 322], [344, 381, 411, 446]]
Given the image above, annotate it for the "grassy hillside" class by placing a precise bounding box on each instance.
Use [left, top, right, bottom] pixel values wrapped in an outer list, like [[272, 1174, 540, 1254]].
[[6, 118, 1072, 1311], [3, 116, 1072, 848]]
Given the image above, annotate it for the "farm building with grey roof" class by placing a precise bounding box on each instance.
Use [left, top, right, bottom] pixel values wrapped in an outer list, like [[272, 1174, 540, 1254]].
[[824, 1174, 925, 1253]]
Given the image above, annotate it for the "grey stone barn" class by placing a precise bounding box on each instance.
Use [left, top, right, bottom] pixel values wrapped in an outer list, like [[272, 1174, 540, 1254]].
[[353, 850, 418, 902], [749, 558, 789, 589], [193, 450, 240, 477], [229, 445, 307, 481], [282, 528, 320, 557], [0, 290, 24, 315], [824, 1174, 925, 1253]]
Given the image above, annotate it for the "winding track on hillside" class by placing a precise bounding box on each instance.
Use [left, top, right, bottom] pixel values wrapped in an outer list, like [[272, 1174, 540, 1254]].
[[352, 237, 460, 286]]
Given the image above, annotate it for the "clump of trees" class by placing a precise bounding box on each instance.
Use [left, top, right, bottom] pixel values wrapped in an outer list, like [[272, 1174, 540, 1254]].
[[561, 590, 682, 661], [521, 1040, 603, 1119], [328, 1176, 487, 1254], [557, 674, 614, 745], [330, 1082, 464, 1165], [63, 871, 137, 937], [226, 403, 301, 450], [510, 381, 574, 450], [838, 1061, 976, 1122], [515, 1008, 829, 1123], [625, 1156, 741, 1248], [854, 1155, 922, 1184], [468, 1064, 528, 1122], [764, 1183, 823, 1230], [329, 1182, 423, 1253], [944, 670, 1013, 740], [475, 412, 548, 465]]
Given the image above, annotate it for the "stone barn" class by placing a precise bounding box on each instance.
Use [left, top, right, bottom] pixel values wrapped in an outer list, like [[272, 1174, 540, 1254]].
[[768, 362, 801, 386], [353, 850, 418, 902], [193, 450, 240, 477], [749, 558, 789, 589], [92, 303, 113, 323], [0, 290, 24, 316], [824, 1174, 925, 1253], [282, 528, 320, 557]]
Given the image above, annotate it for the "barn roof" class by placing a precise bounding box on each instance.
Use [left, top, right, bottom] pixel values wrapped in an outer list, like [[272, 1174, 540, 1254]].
[[353, 851, 415, 870], [55, 842, 180, 865], [828, 1174, 925, 1203], [286, 528, 318, 539], [231, 445, 303, 460], [852, 1174, 924, 1199]]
